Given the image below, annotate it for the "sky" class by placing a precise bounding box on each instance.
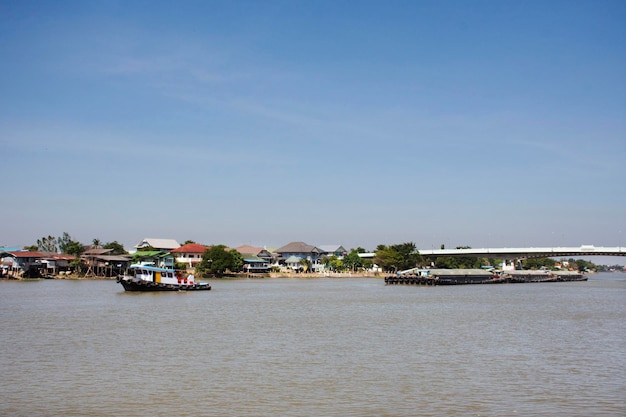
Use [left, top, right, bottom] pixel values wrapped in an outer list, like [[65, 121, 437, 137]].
[[1, 0, 625, 260]]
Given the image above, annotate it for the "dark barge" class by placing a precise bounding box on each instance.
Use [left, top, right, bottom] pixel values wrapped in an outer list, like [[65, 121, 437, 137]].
[[384, 269, 587, 285]]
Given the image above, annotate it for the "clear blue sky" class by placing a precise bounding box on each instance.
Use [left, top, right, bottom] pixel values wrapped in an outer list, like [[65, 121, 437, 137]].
[[1, 0, 625, 257]]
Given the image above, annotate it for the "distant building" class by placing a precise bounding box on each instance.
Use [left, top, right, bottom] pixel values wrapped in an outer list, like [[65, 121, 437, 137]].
[[275, 241, 324, 272], [81, 248, 131, 277], [234, 245, 275, 264], [132, 251, 175, 269], [0, 251, 76, 277], [134, 238, 181, 252], [234, 245, 274, 273], [318, 245, 348, 259], [171, 243, 209, 268]]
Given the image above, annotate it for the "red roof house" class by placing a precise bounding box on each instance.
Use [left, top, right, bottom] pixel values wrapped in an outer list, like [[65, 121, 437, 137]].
[[170, 243, 210, 267]]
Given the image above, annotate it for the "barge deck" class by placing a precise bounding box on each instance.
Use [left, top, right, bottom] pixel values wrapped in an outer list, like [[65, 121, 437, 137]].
[[384, 269, 587, 285]]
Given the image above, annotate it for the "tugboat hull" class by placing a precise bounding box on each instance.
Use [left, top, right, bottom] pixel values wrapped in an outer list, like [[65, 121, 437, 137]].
[[117, 277, 211, 292]]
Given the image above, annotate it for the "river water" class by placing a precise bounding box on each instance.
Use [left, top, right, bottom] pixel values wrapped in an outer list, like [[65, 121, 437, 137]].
[[1, 273, 624, 416]]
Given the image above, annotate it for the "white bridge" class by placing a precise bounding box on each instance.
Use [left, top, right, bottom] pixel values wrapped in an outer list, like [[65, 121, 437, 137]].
[[418, 245, 626, 259]]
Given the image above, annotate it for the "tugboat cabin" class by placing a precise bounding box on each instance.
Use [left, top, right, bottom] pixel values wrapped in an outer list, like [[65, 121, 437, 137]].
[[129, 264, 193, 285]]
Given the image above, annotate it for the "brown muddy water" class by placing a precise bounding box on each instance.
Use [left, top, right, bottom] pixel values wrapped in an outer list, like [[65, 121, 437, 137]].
[[1, 273, 624, 416]]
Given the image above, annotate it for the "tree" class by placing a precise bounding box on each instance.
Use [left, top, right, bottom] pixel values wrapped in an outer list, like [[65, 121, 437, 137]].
[[103, 241, 127, 255], [433, 246, 482, 269], [361, 257, 374, 271], [36, 235, 58, 253], [57, 232, 71, 253], [92, 238, 102, 248], [320, 255, 331, 271], [230, 250, 243, 272], [64, 241, 84, 257], [343, 250, 364, 272], [196, 245, 242, 277], [391, 242, 422, 270], [374, 242, 422, 272], [299, 258, 312, 272], [522, 257, 556, 270], [433, 256, 456, 269], [58, 232, 83, 256], [329, 256, 344, 272], [374, 244, 404, 272], [574, 259, 596, 272]]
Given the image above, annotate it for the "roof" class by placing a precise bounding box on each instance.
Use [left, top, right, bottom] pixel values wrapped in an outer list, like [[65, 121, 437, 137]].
[[135, 238, 181, 250], [3, 251, 46, 258], [132, 250, 166, 257], [171, 243, 209, 254], [235, 245, 263, 255], [318, 245, 346, 254], [94, 255, 132, 262], [284, 255, 302, 263], [275, 242, 321, 254], [0, 246, 22, 252], [0, 251, 76, 261], [130, 264, 174, 272], [83, 248, 114, 256], [46, 254, 76, 261], [242, 254, 265, 263]]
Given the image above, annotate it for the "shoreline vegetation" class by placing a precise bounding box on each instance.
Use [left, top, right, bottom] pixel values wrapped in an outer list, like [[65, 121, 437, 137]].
[[3, 235, 617, 280]]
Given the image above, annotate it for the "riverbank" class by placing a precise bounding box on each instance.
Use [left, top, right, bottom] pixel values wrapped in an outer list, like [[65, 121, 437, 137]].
[[1, 270, 384, 280]]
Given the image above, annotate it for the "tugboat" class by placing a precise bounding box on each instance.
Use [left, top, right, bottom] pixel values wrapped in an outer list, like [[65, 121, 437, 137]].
[[117, 264, 211, 292]]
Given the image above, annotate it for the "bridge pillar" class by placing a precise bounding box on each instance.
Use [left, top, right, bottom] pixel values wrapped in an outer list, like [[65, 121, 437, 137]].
[[502, 259, 516, 271]]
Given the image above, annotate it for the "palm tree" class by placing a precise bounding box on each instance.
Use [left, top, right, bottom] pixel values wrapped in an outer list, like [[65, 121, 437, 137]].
[[299, 258, 312, 273]]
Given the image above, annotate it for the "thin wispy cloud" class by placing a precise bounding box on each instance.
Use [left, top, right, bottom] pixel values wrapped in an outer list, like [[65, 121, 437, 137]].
[[1, 1, 624, 251], [1, 123, 277, 168]]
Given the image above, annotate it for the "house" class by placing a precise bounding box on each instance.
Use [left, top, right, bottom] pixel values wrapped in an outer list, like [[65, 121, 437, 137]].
[[0, 251, 76, 277], [170, 243, 209, 268], [134, 238, 181, 252], [241, 254, 270, 273], [318, 245, 348, 259], [358, 252, 381, 272], [235, 245, 276, 264], [40, 253, 76, 275], [235, 245, 263, 256], [132, 250, 175, 269], [81, 248, 131, 277], [282, 255, 303, 271], [234, 245, 273, 273], [275, 241, 324, 272], [1, 251, 45, 277]]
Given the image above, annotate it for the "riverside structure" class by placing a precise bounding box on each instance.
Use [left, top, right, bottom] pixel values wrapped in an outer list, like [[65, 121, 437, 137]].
[[416, 245, 625, 269]]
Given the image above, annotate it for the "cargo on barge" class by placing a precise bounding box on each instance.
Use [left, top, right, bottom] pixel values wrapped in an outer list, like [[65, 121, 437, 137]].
[[384, 268, 587, 285]]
